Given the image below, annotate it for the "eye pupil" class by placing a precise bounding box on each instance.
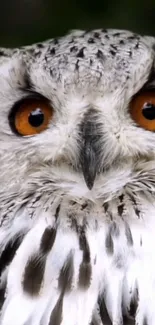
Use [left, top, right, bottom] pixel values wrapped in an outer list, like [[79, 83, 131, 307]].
[[28, 108, 44, 127], [142, 102, 155, 120]]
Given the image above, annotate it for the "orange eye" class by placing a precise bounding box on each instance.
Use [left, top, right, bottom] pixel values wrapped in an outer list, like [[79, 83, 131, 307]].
[[9, 97, 53, 136], [130, 90, 155, 131]]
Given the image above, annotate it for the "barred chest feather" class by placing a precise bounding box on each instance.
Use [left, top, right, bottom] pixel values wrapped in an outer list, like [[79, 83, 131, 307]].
[[0, 190, 155, 325]]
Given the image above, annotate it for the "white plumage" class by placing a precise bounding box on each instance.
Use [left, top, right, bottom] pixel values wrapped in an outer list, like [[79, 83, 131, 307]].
[[0, 28, 155, 324]]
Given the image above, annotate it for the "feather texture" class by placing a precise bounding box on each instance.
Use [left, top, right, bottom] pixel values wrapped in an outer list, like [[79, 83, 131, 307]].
[[0, 28, 155, 324]]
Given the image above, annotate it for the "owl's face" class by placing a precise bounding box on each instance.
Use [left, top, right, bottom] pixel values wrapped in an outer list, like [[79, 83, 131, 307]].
[[1, 29, 155, 202]]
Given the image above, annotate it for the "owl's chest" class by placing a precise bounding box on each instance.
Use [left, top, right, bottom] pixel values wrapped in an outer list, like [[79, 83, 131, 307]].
[[1, 192, 155, 325], [56, 195, 155, 323], [54, 193, 155, 298], [43, 192, 155, 286]]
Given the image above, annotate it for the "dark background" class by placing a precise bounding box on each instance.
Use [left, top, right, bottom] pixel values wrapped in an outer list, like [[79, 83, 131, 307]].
[[1, 0, 155, 47]]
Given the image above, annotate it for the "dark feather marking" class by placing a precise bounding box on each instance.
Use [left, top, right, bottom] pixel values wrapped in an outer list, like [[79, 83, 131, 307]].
[[88, 38, 95, 44], [94, 32, 100, 38], [78, 227, 92, 288], [76, 47, 85, 58], [128, 287, 138, 323], [96, 49, 105, 60], [0, 279, 7, 310], [123, 316, 135, 324], [55, 204, 60, 220], [113, 32, 121, 37], [23, 71, 34, 91], [125, 223, 133, 246], [0, 235, 24, 276], [118, 194, 125, 217], [48, 294, 63, 325], [102, 29, 108, 33], [129, 194, 140, 218], [22, 253, 45, 296], [111, 44, 118, 51], [69, 216, 78, 232], [118, 204, 124, 217], [103, 202, 109, 213], [129, 296, 138, 318], [40, 227, 57, 254], [75, 59, 79, 70], [58, 252, 74, 292], [135, 207, 140, 218], [78, 261, 92, 288], [135, 41, 139, 49], [70, 45, 78, 52], [110, 221, 120, 237], [105, 229, 114, 255], [50, 48, 55, 55], [119, 194, 124, 202], [98, 297, 112, 325], [71, 201, 76, 205], [81, 203, 88, 210], [110, 50, 116, 56]]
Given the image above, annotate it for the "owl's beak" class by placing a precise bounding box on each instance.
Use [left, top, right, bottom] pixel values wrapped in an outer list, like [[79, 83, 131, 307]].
[[80, 140, 97, 190], [80, 110, 99, 190]]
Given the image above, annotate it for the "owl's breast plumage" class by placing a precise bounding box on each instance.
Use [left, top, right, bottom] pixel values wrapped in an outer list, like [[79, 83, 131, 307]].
[[0, 188, 155, 325]]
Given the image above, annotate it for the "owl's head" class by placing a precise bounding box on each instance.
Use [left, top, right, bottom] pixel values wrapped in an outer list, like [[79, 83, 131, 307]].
[[1, 29, 155, 202]]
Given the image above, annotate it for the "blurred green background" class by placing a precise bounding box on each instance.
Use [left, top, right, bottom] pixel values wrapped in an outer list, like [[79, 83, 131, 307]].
[[1, 0, 155, 47]]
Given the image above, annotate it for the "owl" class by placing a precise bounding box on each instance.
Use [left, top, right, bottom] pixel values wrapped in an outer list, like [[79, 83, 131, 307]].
[[1, 28, 155, 325]]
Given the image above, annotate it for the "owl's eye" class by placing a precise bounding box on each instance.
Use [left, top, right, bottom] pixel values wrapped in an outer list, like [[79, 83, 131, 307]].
[[130, 90, 155, 131], [9, 97, 53, 136]]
